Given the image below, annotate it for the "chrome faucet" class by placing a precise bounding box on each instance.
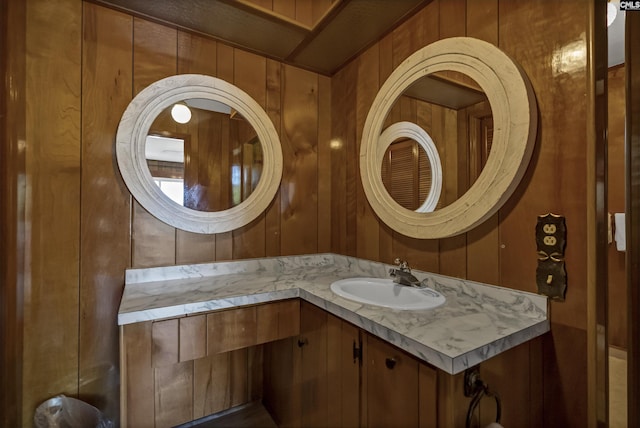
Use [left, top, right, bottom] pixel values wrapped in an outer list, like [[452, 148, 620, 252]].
[[389, 258, 422, 288]]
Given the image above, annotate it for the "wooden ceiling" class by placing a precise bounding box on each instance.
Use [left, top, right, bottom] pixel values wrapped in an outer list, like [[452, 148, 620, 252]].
[[91, 0, 432, 75]]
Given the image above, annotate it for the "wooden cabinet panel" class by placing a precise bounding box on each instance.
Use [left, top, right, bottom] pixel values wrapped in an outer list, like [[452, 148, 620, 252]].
[[179, 315, 207, 361], [365, 333, 420, 428], [121, 322, 154, 428], [419, 364, 438, 428], [208, 306, 258, 354], [327, 314, 360, 428], [152, 318, 179, 367], [300, 302, 329, 427]]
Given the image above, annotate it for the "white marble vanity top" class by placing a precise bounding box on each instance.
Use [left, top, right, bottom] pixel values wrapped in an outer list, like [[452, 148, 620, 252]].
[[118, 253, 549, 374]]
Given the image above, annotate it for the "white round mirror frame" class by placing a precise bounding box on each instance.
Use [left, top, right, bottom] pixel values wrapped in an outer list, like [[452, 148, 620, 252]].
[[116, 74, 283, 234], [378, 121, 442, 213], [360, 37, 538, 239]]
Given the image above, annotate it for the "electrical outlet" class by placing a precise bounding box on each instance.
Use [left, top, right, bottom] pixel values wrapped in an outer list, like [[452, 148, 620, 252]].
[[535, 213, 567, 300]]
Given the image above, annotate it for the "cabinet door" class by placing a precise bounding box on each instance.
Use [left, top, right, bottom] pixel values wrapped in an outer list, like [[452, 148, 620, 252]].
[[365, 333, 420, 428]]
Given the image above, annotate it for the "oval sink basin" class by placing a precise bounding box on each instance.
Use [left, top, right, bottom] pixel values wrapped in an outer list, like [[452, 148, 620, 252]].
[[330, 277, 445, 310]]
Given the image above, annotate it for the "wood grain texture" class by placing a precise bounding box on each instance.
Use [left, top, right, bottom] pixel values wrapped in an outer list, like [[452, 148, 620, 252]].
[[131, 18, 178, 268], [356, 44, 381, 261], [155, 361, 194, 427], [607, 65, 626, 350], [265, 59, 283, 256], [122, 322, 154, 428], [152, 318, 180, 367], [80, 7, 132, 422], [23, 0, 82, 424], [299, 302, 329, 427], [233, 49, 267, 259], [280, 65, 319, 255], [207, 306, 258, 354], [418, 363, 438, 428], [365, 333, 419, 428], [317, 74, 332, 252], [263, 337, 302, 427], [1, 0, 26, 425], [180, 315, 207, 362]]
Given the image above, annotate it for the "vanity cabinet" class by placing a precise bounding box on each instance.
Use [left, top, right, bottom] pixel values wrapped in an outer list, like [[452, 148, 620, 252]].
[[264, 301, 448, 428]]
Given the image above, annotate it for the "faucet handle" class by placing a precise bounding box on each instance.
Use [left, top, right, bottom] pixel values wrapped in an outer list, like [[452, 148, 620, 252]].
[[393, 258, 410, 271]]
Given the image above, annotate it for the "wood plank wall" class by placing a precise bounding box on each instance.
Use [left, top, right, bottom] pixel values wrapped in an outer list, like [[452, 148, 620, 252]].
[[331, 0, 591, 426], [11, 0, 599, 426], [608, 65, 626, 350], [17, 1, 331, 425]]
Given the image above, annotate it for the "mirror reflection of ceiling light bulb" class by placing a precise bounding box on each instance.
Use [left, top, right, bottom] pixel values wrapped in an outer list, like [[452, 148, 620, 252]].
[[171, 103, 191, 124], [607, 2, 618, 27]]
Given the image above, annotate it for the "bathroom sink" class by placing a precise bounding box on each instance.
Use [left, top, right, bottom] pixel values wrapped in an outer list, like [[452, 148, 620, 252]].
[[330, 277, 445, 310]]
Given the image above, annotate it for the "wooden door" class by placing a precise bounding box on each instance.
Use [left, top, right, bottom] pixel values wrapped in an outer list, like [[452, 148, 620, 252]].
[[365, 333, 420, 428]]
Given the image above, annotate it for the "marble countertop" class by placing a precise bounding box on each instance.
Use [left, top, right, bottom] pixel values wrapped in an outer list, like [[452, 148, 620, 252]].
[[118, 253, 549, 374]]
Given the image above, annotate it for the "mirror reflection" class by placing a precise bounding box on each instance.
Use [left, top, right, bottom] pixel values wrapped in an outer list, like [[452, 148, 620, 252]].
[[145, 99, 263, 212], [382, 70, 492, 211]]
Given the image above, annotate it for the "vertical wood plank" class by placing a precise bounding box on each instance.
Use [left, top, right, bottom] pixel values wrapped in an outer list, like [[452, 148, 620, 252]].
[[263, 337, 302, 427], [80, 3, 132, 422], [418, 364, 437, 428], [280, 65, 319, 255], [193, 353, 231, 418], [356, 44, 380, 261], [122, 322, 154, 428], [215, 43, 235, 261], [229, 348, 250, 407], [265, 59, 282, 256], [317, 74, 332, 253], [439, 0, 467, 39], [248, 345, 264, 401], [180, 315, 207, 362], [300, 302, 328, 427], [154, 361, 194, 427], [23, 0, 82, 423], [330, 61, 357, 255], [1, 0, 26, 425], [131, 19, 178, 268], [152, 319, 179, 367], [233, 49, 267, 259]]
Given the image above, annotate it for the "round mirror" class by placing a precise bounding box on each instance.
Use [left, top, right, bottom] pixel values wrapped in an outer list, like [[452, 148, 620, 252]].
[[361, 37, 537, 239], [116, 74, 283, 234]]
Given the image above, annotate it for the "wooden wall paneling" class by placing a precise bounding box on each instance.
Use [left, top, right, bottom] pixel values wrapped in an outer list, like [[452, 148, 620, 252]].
[[23, 0, 82, 423], [265, 59, 282, 256], [79, 3, 132, 423], [175, 32, 218, 264], [377, 34, 395, 264], [1, 0, 25, 425], [263, 337, 302, 427], [229, 348, 250, 408], [418, 363, 437, 428], [121, 322, 154, 428], [331, 59, 358, 255], [193, 352, 232, 418], [391, 5, 426, 68], [464, 0, 500, 286], [248, 345, 264, 401], [214, 43, 235, 260], [498, 1, 589, 424], [152, 318, 179, 367], [131, 19, 178, 268], [356, 44, 381, 261], [274, 298, 301, 338], [180, 315, 207, 361], [294, 0, 313, 27], [154, 361, 194, 427], [439, 0, 466, 39], [607, 65, 627, 349], [499, 0, 588, 323], [233, 49, 267, 259], [317, 74, 332, 252], [280, 64, 319, 255], [466, 0, 498, 44]]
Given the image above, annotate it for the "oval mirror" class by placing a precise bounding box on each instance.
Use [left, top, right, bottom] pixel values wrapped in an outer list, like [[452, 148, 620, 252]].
[[361, 37, 537, 239], [116, 74, 283, 234]]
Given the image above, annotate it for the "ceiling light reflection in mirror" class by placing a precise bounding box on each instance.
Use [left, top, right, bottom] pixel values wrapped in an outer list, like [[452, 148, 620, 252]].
[[116, 74, 283, 234]]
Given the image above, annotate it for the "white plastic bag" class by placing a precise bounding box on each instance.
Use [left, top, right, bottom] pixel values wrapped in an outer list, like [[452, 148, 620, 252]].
[[34, 395, 113, 428]]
